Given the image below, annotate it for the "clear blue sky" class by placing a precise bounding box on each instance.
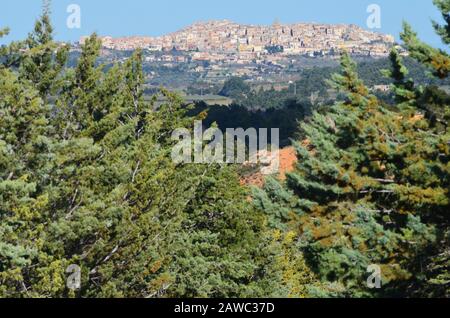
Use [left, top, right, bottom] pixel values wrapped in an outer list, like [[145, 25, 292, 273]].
[[0, 0, 447, 49]]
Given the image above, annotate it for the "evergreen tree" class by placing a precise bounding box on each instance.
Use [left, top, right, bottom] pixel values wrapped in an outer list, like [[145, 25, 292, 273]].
[[255, 0, 450, 297], [2, 0, 448, 300], [0, 5, 278, 298], [382, 48, 419, 110], [254, 51, 449, 297], [397, 0, 450, 297], [19, 1, 68, 100]]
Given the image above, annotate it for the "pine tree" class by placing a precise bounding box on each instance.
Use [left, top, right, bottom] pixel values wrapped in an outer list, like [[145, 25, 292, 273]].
[[255, 52, 448, 297], [382, 48, 419, 110], [0, 32, 59, 297], [1, 6, 278, 298], [19, 1, 68, 100], [396, 0, 450, 297], [432, 0, 450, 45]]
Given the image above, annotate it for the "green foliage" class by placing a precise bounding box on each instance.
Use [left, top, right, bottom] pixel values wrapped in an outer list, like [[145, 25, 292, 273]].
[[221, 57, 450, 113], [189, 100, 310, 147], [432, 0, 450, 45], [265, 45, 284, 54], [0, 28, 9, 39], [19, 2, 68, 99], [397, 0, 450, 297], [255, 1, 450, 297], [255, 51, 449, 297], [401, 22, 450, 80], [219, 77, 251, 99], [382, 48, 419, 109], [2, 0, 449, 299], [0, 6, 280, 298]]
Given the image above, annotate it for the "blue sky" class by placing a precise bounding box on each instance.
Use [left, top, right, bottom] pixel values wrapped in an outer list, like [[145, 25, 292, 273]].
[[0, 0, 447, 49]]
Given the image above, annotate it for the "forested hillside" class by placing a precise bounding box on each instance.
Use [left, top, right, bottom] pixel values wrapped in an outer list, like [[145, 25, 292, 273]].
[[214, 56, 450, 111]]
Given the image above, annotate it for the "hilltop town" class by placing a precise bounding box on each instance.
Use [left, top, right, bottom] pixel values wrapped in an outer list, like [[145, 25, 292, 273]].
[[82, 20, 394, 57], [78, 20, 396, 90]]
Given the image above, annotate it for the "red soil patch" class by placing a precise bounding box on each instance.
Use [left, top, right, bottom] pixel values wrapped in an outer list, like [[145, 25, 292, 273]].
[[278, 146, 297, 181], [240, 146, 297, 187]]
